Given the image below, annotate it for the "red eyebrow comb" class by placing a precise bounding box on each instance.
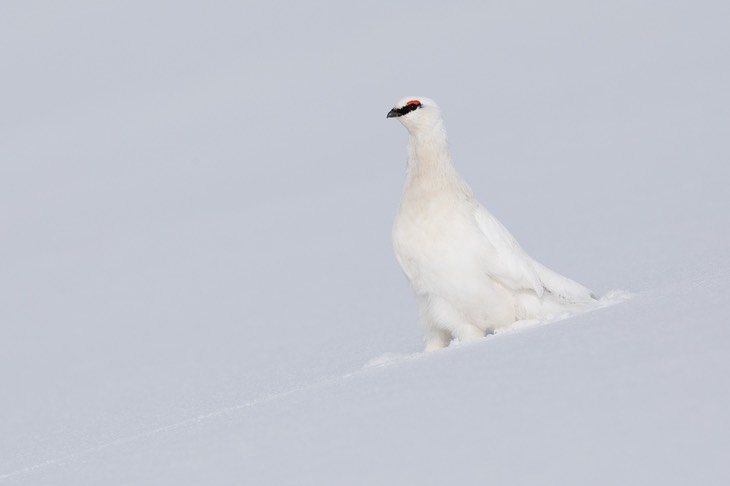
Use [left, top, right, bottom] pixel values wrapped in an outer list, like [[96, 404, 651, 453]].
[[406, 100, 421, 106]]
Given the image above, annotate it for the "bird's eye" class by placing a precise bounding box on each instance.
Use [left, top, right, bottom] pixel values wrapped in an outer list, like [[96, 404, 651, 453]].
[[387, 99, 423, 118]]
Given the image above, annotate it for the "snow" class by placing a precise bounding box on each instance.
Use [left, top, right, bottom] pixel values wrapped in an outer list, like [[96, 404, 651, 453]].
[[1, 1, 729, 484]]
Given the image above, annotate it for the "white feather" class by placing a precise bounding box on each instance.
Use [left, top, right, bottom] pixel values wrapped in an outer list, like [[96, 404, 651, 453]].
[[389, 97, 597, 351]]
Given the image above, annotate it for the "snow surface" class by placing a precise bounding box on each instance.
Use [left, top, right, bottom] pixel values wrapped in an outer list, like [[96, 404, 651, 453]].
[[1, 1, 729, 484]]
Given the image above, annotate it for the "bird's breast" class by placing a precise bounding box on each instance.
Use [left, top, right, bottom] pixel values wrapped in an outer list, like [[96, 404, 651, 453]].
[[392, 192, 483, 283]]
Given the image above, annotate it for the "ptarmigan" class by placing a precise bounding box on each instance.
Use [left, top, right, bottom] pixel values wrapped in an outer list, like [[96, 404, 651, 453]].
[[388, 97, 597, 351]]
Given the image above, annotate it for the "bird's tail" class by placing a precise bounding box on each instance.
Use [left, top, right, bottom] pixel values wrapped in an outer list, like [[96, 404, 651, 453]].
[[514, 261, 598, 321], [516, 261, 630, 321], [531, 260, 597, 304]]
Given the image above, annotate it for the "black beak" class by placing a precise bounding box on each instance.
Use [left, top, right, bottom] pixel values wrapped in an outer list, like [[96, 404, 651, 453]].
[[386, 108, 401, 118]]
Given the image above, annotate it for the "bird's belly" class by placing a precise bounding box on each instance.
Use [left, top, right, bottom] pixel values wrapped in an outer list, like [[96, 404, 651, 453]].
[[393, 206, 516, 329]]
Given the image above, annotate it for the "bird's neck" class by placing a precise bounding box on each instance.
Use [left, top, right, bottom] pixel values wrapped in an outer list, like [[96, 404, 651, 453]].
[[405, 121, 460, 188]]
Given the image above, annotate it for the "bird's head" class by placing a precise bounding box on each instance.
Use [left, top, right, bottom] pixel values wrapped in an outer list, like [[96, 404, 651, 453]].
[[386, 97, 442, 133]]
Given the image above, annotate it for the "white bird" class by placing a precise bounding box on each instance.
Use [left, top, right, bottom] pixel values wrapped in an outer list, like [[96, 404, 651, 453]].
[[388, 97, 597, 351]]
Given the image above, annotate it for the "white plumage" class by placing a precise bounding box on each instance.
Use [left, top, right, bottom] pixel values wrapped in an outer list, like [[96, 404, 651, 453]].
[[388, 97, 597, 351]]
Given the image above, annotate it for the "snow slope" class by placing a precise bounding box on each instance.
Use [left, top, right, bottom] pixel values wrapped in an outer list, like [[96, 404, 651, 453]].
[[1, 1, 729, 484]]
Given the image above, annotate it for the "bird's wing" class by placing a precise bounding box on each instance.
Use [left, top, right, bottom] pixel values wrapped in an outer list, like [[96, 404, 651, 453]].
[[473, 205, 544, 297], [474, 204, 597, 303]]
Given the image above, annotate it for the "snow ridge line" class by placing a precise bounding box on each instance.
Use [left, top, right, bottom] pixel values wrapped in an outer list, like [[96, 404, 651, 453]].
[[0, 369, 366, 482]]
